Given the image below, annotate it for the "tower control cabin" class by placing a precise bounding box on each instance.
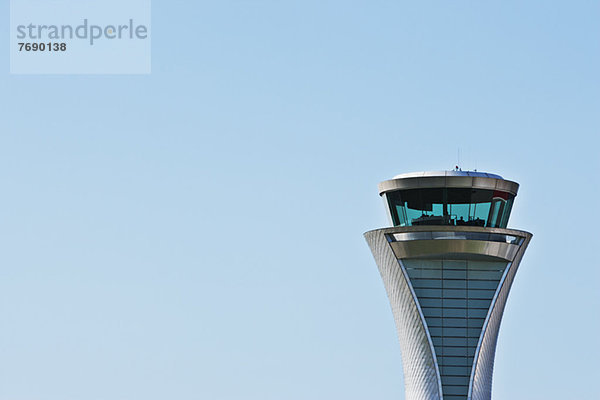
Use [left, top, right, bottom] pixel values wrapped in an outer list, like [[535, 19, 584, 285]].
[[365, 171, 531, 400]]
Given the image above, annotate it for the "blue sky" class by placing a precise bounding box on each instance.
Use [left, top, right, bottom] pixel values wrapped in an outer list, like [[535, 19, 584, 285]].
[[1, 1, 599, 399]]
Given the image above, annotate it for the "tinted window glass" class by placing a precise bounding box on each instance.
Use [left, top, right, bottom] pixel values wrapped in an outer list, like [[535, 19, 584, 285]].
[[385, 188, 515, 228]]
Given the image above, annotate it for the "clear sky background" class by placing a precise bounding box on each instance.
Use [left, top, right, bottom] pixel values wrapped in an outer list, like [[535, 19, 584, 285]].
[[1, 1, 599, 399]]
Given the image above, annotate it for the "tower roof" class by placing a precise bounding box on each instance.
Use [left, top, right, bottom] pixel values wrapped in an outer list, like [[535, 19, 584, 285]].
[[379, 170, 519, 196], [393, 170, 503, 179]]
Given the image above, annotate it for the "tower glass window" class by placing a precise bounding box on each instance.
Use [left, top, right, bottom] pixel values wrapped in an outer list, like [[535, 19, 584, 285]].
[[384, 188, 515, 228]]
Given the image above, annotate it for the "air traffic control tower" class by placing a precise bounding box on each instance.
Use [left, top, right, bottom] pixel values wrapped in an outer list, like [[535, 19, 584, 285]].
[[365, 171, 531, 400]]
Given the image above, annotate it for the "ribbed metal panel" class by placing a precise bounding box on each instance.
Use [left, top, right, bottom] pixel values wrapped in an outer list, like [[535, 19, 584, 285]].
[[365, 230, 442, 400]]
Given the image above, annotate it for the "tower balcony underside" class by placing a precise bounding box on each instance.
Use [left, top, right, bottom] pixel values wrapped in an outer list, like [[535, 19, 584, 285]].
[[364, 226, 531, 400]]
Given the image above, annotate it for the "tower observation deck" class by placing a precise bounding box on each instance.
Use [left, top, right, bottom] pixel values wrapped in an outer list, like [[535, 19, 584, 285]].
[[365, 171, 531, 400]]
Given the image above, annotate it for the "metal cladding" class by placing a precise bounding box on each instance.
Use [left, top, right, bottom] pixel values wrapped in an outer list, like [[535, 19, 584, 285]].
[[366, 228, 443, 400], [378, 171, 520, 197], [365, 171, 531, 400]]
